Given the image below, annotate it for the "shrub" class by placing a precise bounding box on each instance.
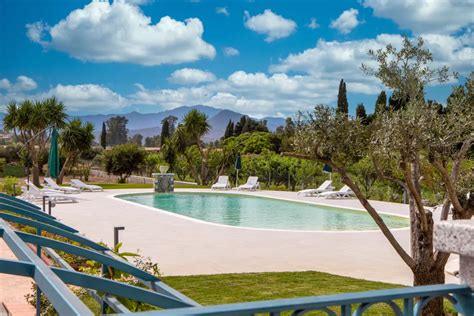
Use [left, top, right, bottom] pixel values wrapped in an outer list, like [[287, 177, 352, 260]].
[[103, 144, 146, 183], [1, 176, 19, 195]]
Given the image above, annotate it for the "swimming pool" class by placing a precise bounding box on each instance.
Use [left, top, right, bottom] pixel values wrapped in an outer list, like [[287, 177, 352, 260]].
[[117, 192, 409, 231]]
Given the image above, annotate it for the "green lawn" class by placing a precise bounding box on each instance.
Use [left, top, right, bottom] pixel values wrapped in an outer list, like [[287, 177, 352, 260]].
[[90, 182, 208, 189], [80, 271, 408, 315], [81, 271, 455, 315], [162, 271, 405, 303], [161, 271, 408, 315]]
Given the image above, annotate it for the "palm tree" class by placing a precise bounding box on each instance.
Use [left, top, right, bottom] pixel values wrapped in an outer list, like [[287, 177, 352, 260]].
[[3, 98, 67, 185], [174, 110, 211, 184], [57, 119, 95, 184]]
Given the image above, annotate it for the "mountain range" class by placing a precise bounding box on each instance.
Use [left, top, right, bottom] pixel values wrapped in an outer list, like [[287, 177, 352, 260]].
[[0, 105, 286, 142], [77, 105, 286, 142]]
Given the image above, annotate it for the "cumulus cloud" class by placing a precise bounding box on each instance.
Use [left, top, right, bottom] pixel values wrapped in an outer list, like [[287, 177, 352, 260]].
[[43, 84, 128, 113], [216, 7, 229, 16], [26, 0, 215, 66], [270, 33, 472, 89], [130, 71, 347, 117], [363, 0, 474, 34], [168, 68, 216, 85], [244, 9, 297, 42], [330, 8, 360, 34], [0, 75, 38, 92], [308, 17, 319, 29], [0, 79, 11, 90], [223, 47, 240, 56]]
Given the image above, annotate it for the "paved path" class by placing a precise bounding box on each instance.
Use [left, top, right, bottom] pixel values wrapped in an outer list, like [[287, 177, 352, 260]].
[[50, 189, 457, 286], [0, 239, 35, 315]]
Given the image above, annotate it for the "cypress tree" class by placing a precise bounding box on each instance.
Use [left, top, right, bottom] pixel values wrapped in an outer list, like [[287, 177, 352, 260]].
[[100, 121, 107, 149], [355, 103, 368, 124], [234, 116, 247, 136], [223, 120, 234, 139], [374, 91, 387, 115], [337, 79, 349, 115], [241, 118, 251, 134], [160, 120, 170, 146]]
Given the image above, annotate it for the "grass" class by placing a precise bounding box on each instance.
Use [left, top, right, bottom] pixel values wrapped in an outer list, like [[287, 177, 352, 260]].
[[80, 271, 456, 315], [162, 271, 405, 303], [89, 182, 208, 189], [161, 271, 408, 315], [90, 182, 153, 189], [79, 271, 407, 315]]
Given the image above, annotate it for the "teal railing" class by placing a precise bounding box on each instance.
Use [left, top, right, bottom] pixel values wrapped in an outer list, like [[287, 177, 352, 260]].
[[0, 193, 473, 315]]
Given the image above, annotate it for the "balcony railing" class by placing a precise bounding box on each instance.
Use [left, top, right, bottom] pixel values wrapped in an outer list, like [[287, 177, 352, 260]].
[[0, 193, 473, 316]]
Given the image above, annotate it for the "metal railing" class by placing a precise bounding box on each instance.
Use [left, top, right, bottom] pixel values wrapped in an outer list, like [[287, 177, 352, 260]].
[[0, 193, 473, 316]]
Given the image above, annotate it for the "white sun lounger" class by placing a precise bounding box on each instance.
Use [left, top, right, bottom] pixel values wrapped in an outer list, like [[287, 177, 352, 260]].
[[317, 185, 355, 199], [44, 177, 81, 194], [70, 179, 104, 192], [297, 180, 334, 196], [24, 180, 78, 203], [237, 176, 260, 191], [211, 176, 231, 190]]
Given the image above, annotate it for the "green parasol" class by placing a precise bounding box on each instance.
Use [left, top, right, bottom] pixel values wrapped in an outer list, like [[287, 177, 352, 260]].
[[48, 128, 60, 179]]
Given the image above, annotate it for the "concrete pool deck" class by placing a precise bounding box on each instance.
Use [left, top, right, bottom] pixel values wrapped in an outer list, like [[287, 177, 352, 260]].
[[50, 188, 458, 286]]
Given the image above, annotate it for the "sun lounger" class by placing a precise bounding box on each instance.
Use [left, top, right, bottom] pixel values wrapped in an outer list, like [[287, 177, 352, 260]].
[[211, 176, 231, 190], [70, 179, 104, 192], [24, 180, 78, 203], [237, 176, 260, 191], [317, 185, 355, 199], [44, 177, 81, 194], [297, 180, 334, 196]]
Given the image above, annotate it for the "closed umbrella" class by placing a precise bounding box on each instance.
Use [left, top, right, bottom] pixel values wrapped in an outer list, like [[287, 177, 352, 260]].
[[235, 153, 242, 187], [48, 128, 60, 179], [323, 163, 332, 181]]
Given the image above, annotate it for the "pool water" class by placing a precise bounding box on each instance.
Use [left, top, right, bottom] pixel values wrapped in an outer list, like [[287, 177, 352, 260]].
[[117, 192, 409, 231]]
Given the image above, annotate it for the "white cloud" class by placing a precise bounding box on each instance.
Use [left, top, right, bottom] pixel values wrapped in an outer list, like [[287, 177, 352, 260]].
[[123, 0, 153, 5], [308, 17, 319, 29], [0, 79, 11, 90], [0, 75, 38, 92], [216, 7, 229, 16], [131, 71, 345, 117], [223, 47, 240, 56], [330, 8, 360, 34], [244, 9, 297, 42], [26, 0, 215, 66], [270, 33, 473, 96], [168, 68, 216, 85], [43, 84, 127, 113], [25, 21, 48, 44], [363, 0, 474, 34], [4, 30, 471, 117]]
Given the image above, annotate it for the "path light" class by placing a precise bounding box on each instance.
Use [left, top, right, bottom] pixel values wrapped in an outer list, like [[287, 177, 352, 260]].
[[114, 226, 125, 248]]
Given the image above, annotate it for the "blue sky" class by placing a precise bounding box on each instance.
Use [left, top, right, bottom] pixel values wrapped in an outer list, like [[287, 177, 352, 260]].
[[0, 0, 472, 117]]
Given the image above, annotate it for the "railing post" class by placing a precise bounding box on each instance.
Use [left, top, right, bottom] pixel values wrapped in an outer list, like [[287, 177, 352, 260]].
[[42, 196, 47, 212]]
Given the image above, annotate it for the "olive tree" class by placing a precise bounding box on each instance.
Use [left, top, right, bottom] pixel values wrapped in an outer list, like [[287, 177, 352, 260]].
[[292, 37, 473, 315]]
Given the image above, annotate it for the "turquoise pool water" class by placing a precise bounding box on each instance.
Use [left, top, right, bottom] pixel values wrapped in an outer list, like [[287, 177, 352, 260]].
[[117, 192, 409, 231]]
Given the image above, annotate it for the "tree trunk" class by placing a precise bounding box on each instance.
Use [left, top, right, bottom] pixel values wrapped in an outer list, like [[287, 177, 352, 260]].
[[200, 148, 208, 185], [32, 163, 40, 187], [57, 157, 70, 184], [413, 264, 445, 316], [412, 211, 445, 316]]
